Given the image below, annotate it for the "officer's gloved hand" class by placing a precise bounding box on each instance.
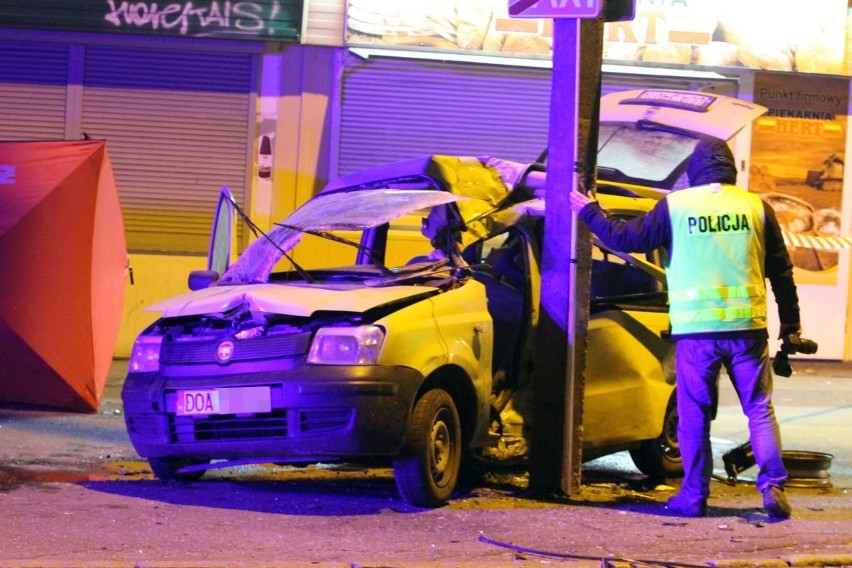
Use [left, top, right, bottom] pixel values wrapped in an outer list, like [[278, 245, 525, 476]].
[[778, 322, 802, 340]]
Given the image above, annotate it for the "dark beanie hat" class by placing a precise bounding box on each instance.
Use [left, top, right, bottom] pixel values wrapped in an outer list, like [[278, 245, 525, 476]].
[[686, 138, 738, 186]]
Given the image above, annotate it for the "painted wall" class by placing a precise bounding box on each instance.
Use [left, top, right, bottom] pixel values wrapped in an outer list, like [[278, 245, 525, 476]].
[[118, 253, 205, 357]]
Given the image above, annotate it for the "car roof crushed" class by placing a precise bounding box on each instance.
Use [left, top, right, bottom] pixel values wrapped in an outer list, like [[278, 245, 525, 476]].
[[222, 155, 542, 284]]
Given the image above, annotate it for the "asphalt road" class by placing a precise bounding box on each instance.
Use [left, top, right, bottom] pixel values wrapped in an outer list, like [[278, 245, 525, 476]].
[[1, 359, 851, 567]]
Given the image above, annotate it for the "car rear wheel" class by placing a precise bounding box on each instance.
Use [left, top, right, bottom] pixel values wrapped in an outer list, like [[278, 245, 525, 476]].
[[393, 388, 461, 507], [148, 457, 208, 482], [629, 394, 683, 479]]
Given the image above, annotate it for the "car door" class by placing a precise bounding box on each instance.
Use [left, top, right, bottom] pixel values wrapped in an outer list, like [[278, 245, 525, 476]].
[[582, 239, 674, 451], [208, 185, 238, 276], [187, 186, 238, 291]]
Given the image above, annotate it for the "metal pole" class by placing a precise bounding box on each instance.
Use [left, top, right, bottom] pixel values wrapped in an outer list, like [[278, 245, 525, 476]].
[[529, 14, 603, 498], [529, 16, 581, 497]]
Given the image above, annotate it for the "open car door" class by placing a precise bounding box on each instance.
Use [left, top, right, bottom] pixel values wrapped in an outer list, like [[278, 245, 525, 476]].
[[188, 185, 237, 290], [209, 185, 237, 275]]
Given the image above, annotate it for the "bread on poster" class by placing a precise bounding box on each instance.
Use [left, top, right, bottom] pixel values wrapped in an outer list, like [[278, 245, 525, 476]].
[[789, 12, 845, 74], [346, 0, 432, 37], [714, 0, 846, 73], [812, 208, 841, 272], [715, 0, 793, 70], [749, 164, 777, 193], [761, 192, 818, 271], [814, 208, 842, 238], [641, 43, 693, 65], [761, 193, 813, 233], [694, 41, 738, 67], [347, 0, 501, 52], [736, 43, 794, 72], [454, 2, 493, 50], [760, 193, 840, 271], [499, 33, 552, 56], [603, 42, 645, 62], [795, 39, 844, 75]]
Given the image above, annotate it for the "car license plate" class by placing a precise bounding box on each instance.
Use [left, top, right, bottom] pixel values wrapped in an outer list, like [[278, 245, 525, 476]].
[[176, 387, 271, 416], [632, 89, 716, 111]]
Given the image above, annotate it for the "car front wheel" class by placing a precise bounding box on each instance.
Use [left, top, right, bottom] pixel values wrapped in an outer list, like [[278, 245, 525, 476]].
[[393, 388, 462, 507], [629, 393, 682, 479], [148, 457, 208, 482]]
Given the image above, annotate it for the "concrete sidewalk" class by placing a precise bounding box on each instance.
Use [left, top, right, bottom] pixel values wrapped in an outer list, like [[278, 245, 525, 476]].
[[0, 360, 850, 567]]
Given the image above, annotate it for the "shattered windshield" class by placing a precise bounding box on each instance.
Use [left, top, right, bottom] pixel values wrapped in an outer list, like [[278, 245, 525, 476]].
[[597, 123, 698, 187], [220, 189, 466, 284]]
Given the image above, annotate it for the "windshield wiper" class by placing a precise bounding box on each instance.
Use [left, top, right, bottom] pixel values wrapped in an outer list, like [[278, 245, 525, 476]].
[[274, 223, 392, 276], [227, 196, 316, 283], [636, 119, 698, 139]]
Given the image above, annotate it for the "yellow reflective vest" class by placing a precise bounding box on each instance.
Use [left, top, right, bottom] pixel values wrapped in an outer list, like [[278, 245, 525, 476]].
[[665, 184, 767, 335]]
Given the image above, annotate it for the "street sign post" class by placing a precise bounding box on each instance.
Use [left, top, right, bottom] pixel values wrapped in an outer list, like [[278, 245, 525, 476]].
[[509, 0, 601, 19], [511, 0, 635, 500], [515, 0, 609, 499]]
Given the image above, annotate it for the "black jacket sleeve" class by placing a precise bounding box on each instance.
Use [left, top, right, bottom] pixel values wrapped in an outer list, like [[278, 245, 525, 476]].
[[763, 201, 801, 326], [577, 198, 672, 253], [580, 195, 801, 327]]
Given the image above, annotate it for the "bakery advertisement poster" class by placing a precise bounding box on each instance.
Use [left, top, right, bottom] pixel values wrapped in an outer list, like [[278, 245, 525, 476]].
[[605, 0, 846, 74], [344, 0, 554, 57], [751, 72, 849, 285], [343, 0, 846, 75]]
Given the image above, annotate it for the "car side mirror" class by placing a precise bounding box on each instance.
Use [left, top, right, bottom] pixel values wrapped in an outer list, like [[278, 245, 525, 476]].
[[188, 269, 219, 291]]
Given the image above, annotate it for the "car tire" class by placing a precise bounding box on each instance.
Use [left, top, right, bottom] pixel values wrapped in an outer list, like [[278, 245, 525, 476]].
[[629, 393, 683, 479], [393, 388, 462, 508], [148, 457, 207, 482]]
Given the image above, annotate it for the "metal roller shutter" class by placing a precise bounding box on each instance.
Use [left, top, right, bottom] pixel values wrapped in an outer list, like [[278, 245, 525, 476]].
[[0, 40, 68, 140], [337, 55, 552, 176], [80, 45, 256, 253], [600, 67, 738, 98], [336, 54, 738, 178]]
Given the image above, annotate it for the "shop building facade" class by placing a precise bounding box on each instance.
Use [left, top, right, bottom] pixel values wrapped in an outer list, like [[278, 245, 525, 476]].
[[1, 0, 850, 358]]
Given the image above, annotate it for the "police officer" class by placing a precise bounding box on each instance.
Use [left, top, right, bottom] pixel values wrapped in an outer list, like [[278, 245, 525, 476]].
[[568, 138, 802, 519]]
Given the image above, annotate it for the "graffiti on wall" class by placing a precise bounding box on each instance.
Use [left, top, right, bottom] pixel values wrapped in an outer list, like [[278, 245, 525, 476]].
[[0, 0, 301, 42], [104, 0, 286, 37]]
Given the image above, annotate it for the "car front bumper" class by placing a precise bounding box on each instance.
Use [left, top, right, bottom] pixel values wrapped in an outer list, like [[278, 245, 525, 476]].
[[121, 364, 423, 462]]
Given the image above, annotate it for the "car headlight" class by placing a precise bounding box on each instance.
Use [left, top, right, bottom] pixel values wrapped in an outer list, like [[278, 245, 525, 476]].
[[129, 335, 163, 373], [307, 325, 384, 365]]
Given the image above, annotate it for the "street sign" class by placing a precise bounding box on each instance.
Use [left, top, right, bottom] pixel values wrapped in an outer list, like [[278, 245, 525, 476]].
[[509, 0, 602, 19]]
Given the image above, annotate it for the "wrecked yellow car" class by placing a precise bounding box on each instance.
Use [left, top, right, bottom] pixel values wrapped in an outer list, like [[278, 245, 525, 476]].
[[121, 153, 673, 507], [123, 89, 767, 507]]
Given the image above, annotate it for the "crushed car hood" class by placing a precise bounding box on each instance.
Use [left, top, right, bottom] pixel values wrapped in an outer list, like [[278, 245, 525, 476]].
[[221, 156, 538, 285], [147, 283, 436, 318], [320, 155, 538, 248]]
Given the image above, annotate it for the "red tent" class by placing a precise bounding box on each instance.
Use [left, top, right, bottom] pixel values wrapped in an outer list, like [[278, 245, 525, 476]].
[[0, 140, 128, 412]]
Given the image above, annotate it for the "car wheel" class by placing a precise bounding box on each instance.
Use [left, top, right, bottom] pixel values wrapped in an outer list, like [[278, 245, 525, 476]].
[[148, 457, 207, 482], [629, 393, 683, 479], [393, 388, 462, 507]]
